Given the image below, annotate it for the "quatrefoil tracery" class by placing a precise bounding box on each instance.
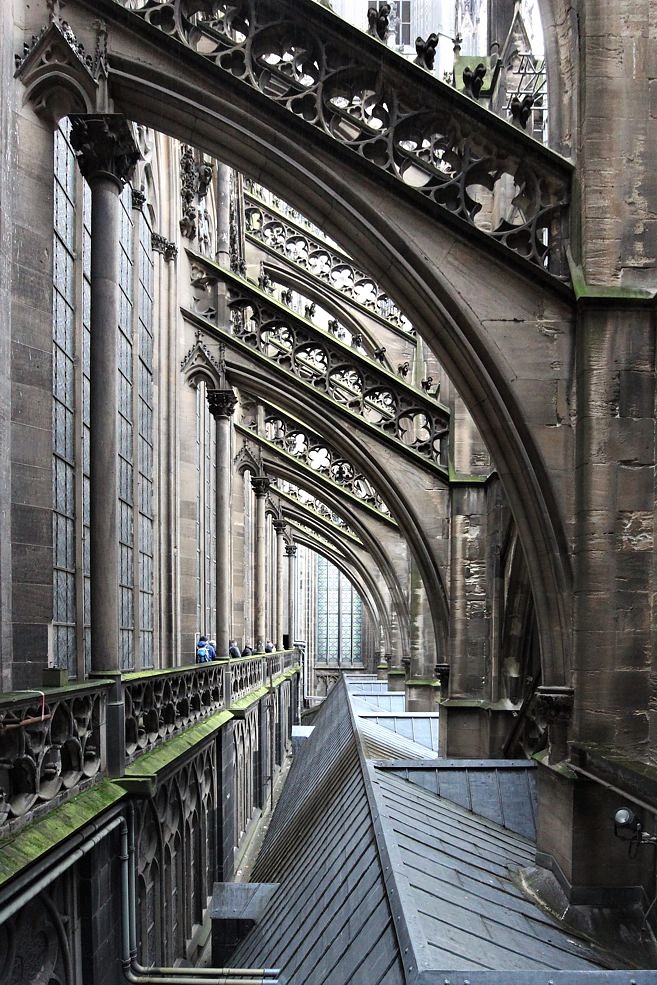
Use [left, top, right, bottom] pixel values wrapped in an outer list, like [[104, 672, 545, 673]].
[[263, 409, 393, 519], [118, 0, 571, 279]]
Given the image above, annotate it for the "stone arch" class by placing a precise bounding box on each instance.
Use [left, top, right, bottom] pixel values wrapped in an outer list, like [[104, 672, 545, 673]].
[[230, 363, 446, 657], [24, 1, 575, 687], [261, 452, 410, 652]]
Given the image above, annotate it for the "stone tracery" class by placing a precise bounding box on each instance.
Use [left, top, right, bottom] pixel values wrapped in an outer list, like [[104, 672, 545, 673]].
[[115, 0, 572, 278]]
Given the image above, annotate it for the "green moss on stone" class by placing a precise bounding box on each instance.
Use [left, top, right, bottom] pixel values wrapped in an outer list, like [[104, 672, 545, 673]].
[[0, 780, 125, 887], [123, 709, 233, 781], [0, 679, 114, 709], [122, 661, 228, 682]]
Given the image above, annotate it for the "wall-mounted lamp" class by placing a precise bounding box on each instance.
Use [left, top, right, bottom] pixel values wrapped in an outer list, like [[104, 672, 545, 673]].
[[614, 806, 657, 858]]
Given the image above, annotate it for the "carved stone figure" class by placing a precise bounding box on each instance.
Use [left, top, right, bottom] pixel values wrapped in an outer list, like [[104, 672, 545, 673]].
[[510, 93, 535, 129], [414, 33, 438, 71], [463, 62, 487, 99], [367, 3, 390, 42]]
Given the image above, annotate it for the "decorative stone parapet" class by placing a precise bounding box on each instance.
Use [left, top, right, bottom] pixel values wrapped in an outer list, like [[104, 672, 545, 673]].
[[244, 192, 412, 334], [258, 410, 394, 521], [229, 655, 266, 704], [116, 0, 572, 280], [0, 683, 108, 834], [123, 663, 226, 763], [264, 653, 284, 680]]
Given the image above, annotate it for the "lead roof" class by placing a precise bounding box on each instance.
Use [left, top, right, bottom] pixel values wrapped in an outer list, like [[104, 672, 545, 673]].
[[229, 677, 640, 983]]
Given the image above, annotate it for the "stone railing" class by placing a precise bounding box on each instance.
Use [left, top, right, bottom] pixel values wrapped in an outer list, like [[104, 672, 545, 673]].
[[229, 655, 266, 703], [115, 0, 573, 280], [0, 682, 109, 835], [283, 649, 298, 670], [264, 653, 284, 680], [0, 653, 302, 832], [187, 254, 450, 470], [123, 661, 226, 762]]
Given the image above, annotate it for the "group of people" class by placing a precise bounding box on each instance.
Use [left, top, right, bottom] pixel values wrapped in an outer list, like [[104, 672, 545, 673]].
[[197, 636, 279, 663]]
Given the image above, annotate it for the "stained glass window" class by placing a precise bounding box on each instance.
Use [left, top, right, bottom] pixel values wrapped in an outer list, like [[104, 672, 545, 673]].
[[52, 123, 78, 676], [314, 554, 363, 665], [195, 383, 216, 640], [118, 186, 135, 670], [137, 208, 155, 667]]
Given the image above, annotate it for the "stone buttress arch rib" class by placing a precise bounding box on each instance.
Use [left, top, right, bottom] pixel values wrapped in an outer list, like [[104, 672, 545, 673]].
[[31, 0, 574, 685]]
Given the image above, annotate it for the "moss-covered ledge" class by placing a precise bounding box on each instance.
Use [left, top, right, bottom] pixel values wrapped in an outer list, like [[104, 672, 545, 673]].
[[439, 697, 488, 708], [0, 780, 126, 888], [118, 709, 233, 797], [0, 678, 114, 710], [230, 667, 299, 718], [569, 742, 657, 809]]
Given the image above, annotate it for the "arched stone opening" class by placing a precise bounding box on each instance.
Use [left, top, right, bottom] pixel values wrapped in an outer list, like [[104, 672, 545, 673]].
[[20, 0, 576, 690]]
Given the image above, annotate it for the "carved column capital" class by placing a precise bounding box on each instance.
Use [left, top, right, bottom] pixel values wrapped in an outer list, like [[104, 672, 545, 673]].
[[251, 475, 271, 498], [284, 543, 297, 558], [69, 114, 140, 189], [535, 686, 574, 724], [272, 519, 287, 535], [207, 387, 237, 419], [535, 685, 574, 763]]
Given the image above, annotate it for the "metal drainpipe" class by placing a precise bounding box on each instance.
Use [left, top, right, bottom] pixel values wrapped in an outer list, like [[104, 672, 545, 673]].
[[0, 808, 279, 985], [0, 814, 126, 928], [125, 804, 279, 983]]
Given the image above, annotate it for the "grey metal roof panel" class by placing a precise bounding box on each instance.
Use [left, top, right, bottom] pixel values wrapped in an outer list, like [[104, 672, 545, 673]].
[[347, 680, 391, 693], [372, 769, 613, 974], [357, 715, 439, 761], [230, 678, 405, 985], [380, 759, 538, 841], [351, 692, 406, 713], [358, 713, 440, 753]]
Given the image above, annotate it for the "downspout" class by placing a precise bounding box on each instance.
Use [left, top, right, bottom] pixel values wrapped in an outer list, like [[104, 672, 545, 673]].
[[0, 808, 279, 985]]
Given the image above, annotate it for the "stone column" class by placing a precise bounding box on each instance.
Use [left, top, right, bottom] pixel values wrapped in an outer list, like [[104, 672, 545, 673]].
[[387, 610, 405, 692], [215, 163, 231, 327], [69, 116, 139, 674], [69, 116, 139, 779], [273, 520, 287, 648], [251, 475, 270, 651], [376, 624, 388, 679], [535, 299, 657, 904], [285, 543, 297, 646], [207, 386, 237, 659]]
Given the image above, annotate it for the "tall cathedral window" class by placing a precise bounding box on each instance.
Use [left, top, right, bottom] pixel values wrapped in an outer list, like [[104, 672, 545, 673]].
[[52, 122, 156, 675], [315, 554, 363, 665], [52, 122, 79, 676]]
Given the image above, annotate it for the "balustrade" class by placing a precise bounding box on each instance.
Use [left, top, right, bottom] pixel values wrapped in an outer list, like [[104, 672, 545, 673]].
[[123, 662, 226, 762], [0, 652, 302, 832], [265, 653, 284, 680], [0, 683, 108, 835]]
